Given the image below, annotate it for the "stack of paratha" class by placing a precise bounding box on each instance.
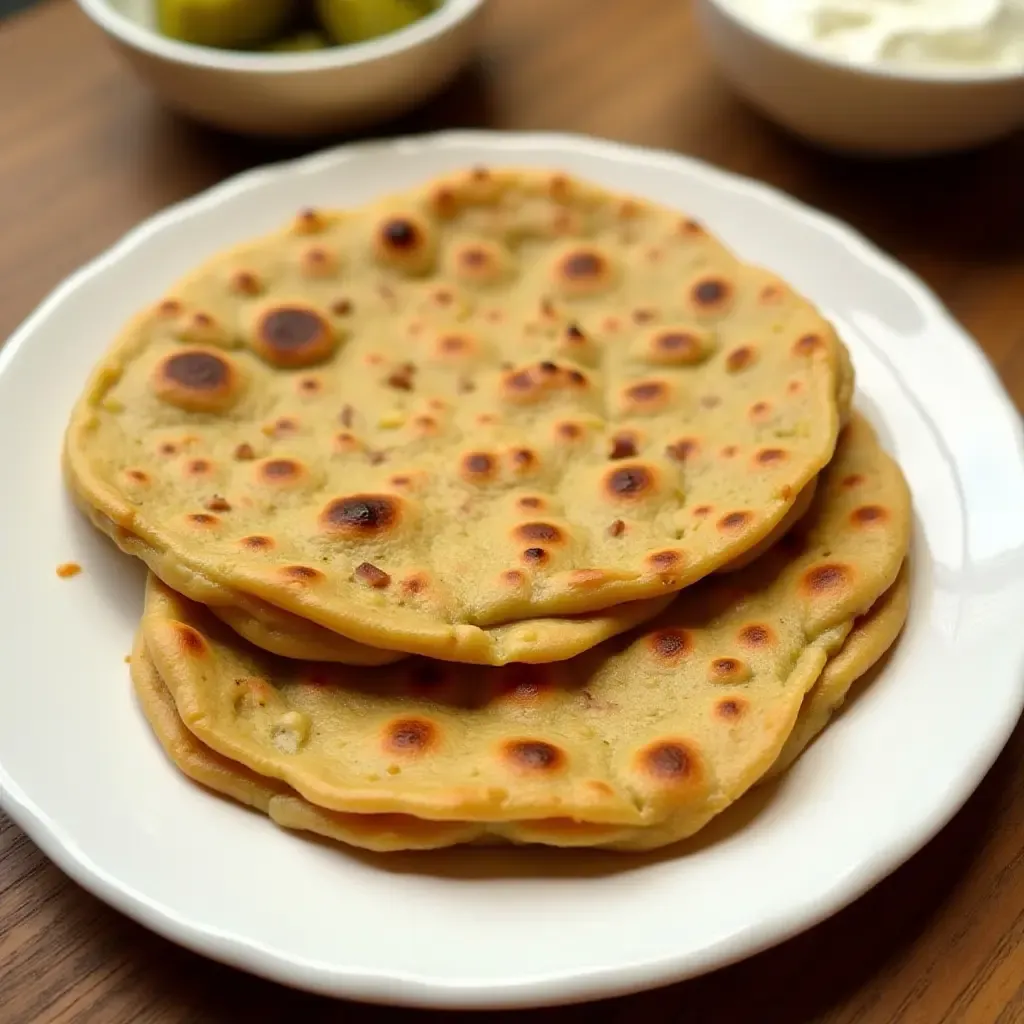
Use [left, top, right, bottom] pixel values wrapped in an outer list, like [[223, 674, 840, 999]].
[[63, 168, 911, 853]]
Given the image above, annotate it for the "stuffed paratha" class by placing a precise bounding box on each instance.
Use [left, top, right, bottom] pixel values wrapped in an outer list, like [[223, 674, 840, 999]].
[[140, 415, 909, 843], [68, 167, 851, 663], [130, 562, 908, 853]]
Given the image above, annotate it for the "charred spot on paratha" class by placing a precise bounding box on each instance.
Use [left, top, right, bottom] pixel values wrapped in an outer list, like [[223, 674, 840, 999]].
[[555, 421, 584, 442], [621, 379, 672, 414], [374, 213, 435, 274], [229, 269, 264, 296], [793, 332, 826, 357], [451, 240, 510, 285], [717, 510, 753, 533], [715, 697, 747, 721], [252, 305, 336, 369], [647, 328, 712, 366], [152, 349, 241, 412], [513, 522, 564, 544], [754, 447, 788, 467], [604, 464, 657, 502], [726, 345, 757, 373], [801, 563, 854, 596], [665, 438, 701, 463], [184, 458, 214, 478], [240, 535, 274, 551], [281, 565, 323, 583], [688, 275, 733, 315], [505, 447, 537, 476], [299, 244, 339, 278], [503, 740, 565, 773], [645, 628, 693, 661], [737, 623, 775, 648], [173, 622, 207, 657], [646, 549, 684, 573], [461, 451, 498, 482], [609, 433, 639, 460], [520, 546, 550, 566], [551, 246, 615, 296], [319, 495, 402, 538], [384, 718, 437, 755], [433, 332, 478, 360], [257, 458, 306, 486], [638, 740, 700, 782], [517, 496, 546, 512], [708, 657, 750, 683], [851, 505, 888, 527]]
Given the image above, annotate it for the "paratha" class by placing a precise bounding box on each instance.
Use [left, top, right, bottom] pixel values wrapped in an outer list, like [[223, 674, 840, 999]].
[[68, 167, 850, 664], [767, 560, 910, 777], [140, 414, 909, 842], [199, 474, 817, 666], [131, 564, 908, 853], [208, 587, 675, 666]]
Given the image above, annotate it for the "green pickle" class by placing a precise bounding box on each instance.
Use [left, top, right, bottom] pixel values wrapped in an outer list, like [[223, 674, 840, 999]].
[[157, 0, 439, 52], [156, 0, 295, 50], [315, 0, 434, 45]]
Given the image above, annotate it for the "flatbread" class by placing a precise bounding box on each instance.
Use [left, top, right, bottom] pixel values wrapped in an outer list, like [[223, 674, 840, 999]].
[[201, 475, 817, 666], [131, 563, 908, 853], [140, 414, 909, 844], [766, 560, 910, 777], [208, 587, 675, 666], [129, 631, 480, 852], [67, 166, 850, 664]]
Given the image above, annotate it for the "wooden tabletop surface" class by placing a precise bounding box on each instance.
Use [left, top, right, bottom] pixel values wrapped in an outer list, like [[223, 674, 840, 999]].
[[2, 1, 1023, 1021]]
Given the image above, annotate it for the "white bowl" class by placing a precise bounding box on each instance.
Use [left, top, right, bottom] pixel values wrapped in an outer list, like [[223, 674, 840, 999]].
[[695, 0, 1024, 156], [74, 0, 486, 138]]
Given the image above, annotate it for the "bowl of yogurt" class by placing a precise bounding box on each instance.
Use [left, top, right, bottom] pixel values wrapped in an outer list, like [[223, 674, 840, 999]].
[[696, 0, 1024, 155]]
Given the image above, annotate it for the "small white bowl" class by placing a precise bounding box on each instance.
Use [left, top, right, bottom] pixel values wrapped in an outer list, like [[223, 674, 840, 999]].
[[695, 0, 1024, 156], [75, 0, 486, 138]]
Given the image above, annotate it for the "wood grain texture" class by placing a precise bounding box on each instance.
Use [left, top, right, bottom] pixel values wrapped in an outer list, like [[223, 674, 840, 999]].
[[1, 1, 1023, 1020]]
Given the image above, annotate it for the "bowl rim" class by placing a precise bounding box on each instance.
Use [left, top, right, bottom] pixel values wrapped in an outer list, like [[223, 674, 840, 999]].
[[74, 0, 485, 73], [702, 0, 1024, 84]]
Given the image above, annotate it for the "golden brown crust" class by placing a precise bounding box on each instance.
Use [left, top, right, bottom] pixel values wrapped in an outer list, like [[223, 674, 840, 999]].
[[139, 416, 910, 840], [765, 562, 911, 778], [67, 167, 852, 664]]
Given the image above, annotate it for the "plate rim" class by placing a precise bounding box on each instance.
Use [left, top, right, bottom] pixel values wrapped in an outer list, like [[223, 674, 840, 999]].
[[2, 129, 1023, 1010]]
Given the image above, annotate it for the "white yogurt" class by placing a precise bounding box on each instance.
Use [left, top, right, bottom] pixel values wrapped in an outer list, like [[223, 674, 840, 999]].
[[728, 0, 1024, 71]]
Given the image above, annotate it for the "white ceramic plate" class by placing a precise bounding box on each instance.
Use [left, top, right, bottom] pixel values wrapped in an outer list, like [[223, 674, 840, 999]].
[[1, 132, 1022, 1010]]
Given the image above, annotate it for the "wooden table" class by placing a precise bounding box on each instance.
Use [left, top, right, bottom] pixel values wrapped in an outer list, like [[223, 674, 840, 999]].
[[2, 1, 1023, 1020]]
